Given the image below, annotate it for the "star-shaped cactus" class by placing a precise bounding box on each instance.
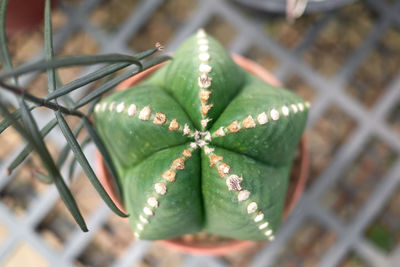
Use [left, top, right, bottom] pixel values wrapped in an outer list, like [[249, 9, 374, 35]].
[[94, 30, 309, 241]]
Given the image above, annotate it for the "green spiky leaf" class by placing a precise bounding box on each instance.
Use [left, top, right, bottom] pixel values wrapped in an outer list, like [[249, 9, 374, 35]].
[[55, 111, 127, 218]]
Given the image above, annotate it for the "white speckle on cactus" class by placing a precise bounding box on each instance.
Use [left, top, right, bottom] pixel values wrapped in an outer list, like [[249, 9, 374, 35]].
[[254, 211, 264, 222], [162, 169, 176, 182], [201, 118, 212, 128], [257, 112, 268, 125], [291, 104, 298, 113], [228, 120, 241, 133], [264, 229, 273, 236], [134, 232, 140, 238], [168, 119, 180, 131], [143, 207, 154, 216], [209, 154, 223, 167], [128, 104, 137, 116], [137, 223, 144, 231], [199, 45, 209, 52], [226, 175, 243, 191], [282, 106, 289, 116], [190, 142, 198, 149], [201, 103, 213, 115], [191, 130, 200, 140], [238, 190, 250, 202], [116, 102, 125, 113], [199, 52, 210, 61], [197, 139, 208, 148], [183, 124, 191, 135], [95, 104, 100, 112], [215, 127, 226, 137], [298, 103, 304, 111], [182, 149, 192, 158], [199, 63, 212, 73], [171, 158, 185, 170], [270, 109, 279, 121], [197, 28, 206, 38], [258, 222, 269, 230], [305, 101, 311, 108], [204, 131, 212, 141], [139, 215, 149, 224], [198, 74, 212, 89], [197, 38, 208, 45], [147, 197, 159, 208], [139, 106, 151, 120], [204, 146, 214, 155], [247, 202, 258, 213], [242, 115, 256, 128], [101, 102, 107, 112], [109, 101, 116, 112], [200, 90, 211, 102], [268, 235, 275, 241], [217, 163, 230, 177], [155, 183, 167, 195], [153, 112, 166, 125]]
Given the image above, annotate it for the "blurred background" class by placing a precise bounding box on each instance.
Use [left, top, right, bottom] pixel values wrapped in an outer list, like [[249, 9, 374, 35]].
[[0, 0, 400, 266]]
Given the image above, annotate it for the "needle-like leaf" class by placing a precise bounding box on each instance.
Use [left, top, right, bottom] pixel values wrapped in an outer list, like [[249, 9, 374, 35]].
[[0, 54, 143, 80], [44, 0, 56, 93], [83, 117, 123, 202], [68, 135, 91, 181], [0, 0, 17, 85], [73, 55, 171, 109], [46, 63, 130, 100], [0, 106, 35, 134], [19, 98, 88, 231], [55, 110, 127, 217], [45, 48, 159, 101], [56, 121, 84, 168], [7, 118, 58, 174]]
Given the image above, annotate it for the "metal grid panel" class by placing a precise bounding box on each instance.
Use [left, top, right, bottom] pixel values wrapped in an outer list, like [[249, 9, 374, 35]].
[[0, 0, 400, 266]]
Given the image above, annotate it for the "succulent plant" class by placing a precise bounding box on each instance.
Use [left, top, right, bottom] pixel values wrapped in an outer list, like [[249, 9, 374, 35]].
[[94, 29, 309, 241]]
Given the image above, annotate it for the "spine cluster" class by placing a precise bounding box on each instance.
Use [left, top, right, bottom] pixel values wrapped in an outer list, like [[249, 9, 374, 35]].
[[196, 29, 213, 130]]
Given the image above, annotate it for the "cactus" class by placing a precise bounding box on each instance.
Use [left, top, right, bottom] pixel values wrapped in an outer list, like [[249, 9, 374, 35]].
[[94, 30, 309, 241]]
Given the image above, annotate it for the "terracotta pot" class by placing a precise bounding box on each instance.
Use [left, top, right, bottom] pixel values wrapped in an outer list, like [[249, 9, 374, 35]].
[[95, 54, 309, 256], [5, 0, 57, 35]]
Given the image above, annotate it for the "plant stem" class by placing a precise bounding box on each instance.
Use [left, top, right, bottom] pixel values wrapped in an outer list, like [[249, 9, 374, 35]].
[[0, 81, 85, 118]]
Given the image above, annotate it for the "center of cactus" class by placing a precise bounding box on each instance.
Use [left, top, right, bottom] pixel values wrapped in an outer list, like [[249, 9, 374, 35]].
[[94, 30, 309, 241]]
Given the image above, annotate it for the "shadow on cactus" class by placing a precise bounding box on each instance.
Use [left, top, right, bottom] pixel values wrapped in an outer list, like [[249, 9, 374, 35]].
[[94, 29, 309, 241]]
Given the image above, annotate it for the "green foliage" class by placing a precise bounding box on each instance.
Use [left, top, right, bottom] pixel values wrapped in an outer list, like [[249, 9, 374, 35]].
[[0, 0, 169, 231]]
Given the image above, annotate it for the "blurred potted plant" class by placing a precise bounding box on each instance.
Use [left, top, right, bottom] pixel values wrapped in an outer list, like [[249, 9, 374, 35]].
[[0, 0, 310, 256], [5, 0, 58, 35]]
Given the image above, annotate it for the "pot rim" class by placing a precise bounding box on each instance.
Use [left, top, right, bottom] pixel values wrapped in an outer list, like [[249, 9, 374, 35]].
[[95, 54, 309, 256]]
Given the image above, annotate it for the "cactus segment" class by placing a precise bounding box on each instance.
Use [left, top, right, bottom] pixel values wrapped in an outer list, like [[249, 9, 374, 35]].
[[201, 146, 289, 241], [123, 144, 202, 240], [94, 84, 195, 169], [210, 74, 309, 165]]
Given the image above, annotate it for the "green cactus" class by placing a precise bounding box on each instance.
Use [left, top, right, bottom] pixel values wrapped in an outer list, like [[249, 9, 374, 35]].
[[94, 30, 309, 241]]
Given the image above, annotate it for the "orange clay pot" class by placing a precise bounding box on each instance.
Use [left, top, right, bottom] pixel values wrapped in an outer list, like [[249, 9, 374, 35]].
[[96, 54, 309, 256]]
